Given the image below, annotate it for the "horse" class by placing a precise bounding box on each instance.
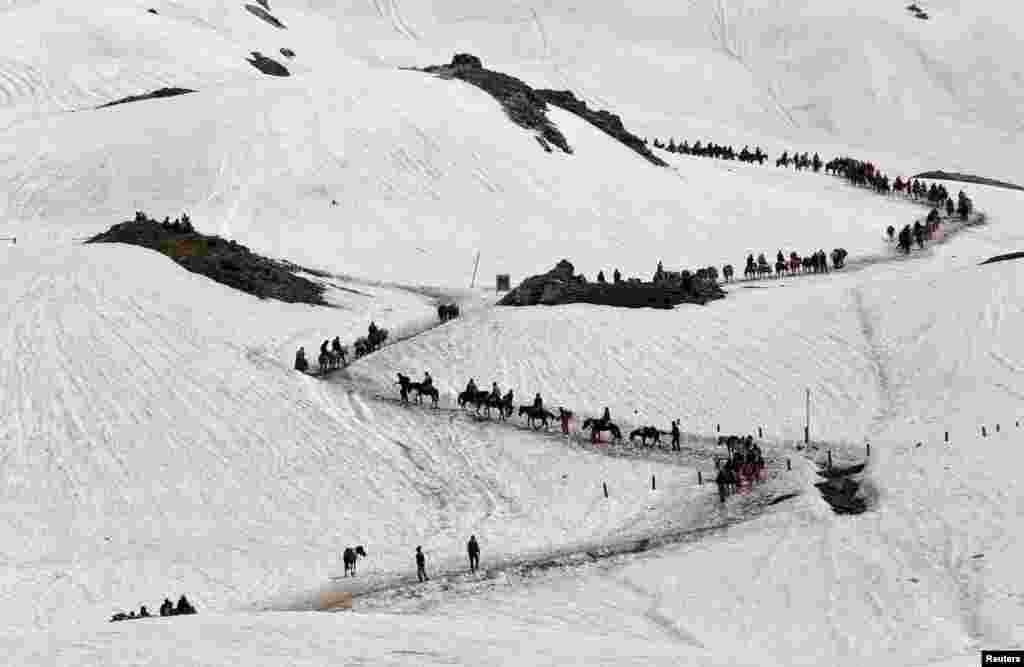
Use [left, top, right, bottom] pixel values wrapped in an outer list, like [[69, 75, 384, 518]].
[[788, 254, 801, 274], [487, 393, 514, 420], [717, 434, 741, 456], [629, 426, 662, 447], [831, 248, 848, 270], [582, 418, 622, 443], [458, 389, 489, 412], [756, 262, 772, 279], [342, 545, 367, 577], [396, 373, 438, 408], [722, 264, 734, 283], [519, 405, 556, 430], [743, 263, 756, 280]]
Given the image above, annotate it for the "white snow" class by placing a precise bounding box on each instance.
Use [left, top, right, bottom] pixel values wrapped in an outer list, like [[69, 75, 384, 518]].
[[1, 0, 1023, 664]]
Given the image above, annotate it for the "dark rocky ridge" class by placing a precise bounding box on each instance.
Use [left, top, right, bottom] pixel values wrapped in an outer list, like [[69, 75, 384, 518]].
[[912, 171, 1024, 192], [499, 260, 725, 309], [86, 216, 327, 306], [245, 3, 286, 28], [415, 55, 665, 166], [97, 87, 196, 109], [535, 89, 667, 167], [814, 462, 868, 514], [247, 51, 289, 76], [418, 54, 572, 154]]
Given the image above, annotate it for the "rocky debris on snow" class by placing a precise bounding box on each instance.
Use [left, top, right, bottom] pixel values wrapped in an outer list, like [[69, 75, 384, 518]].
[[96, 87, 196, 109], [814, 461, 868, 515], [535, 89, 667, 167], [980, 251, 1024, 265], [86, 214, 327, 306], [280, 47, 295, 58], [247, 51, 289, 76], [912, 170, 1024, 193], [416, 54, 572, 155], [245, 3, 286, 28], [498, 260, 725, 309]]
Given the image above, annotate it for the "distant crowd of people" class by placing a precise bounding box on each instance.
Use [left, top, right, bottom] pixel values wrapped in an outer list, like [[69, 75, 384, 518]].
[[133, 210, 195, 234], [111, 595, 196, 622], [294, 321, 388, 375], [647, 138, 769, 165]]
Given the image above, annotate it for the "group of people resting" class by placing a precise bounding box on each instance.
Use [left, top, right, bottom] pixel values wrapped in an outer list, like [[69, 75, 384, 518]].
[[110, 595, 196, 622], [294, 335, 348, 373]]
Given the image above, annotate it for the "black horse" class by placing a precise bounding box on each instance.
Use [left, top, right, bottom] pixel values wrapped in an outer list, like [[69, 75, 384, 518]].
[[629, 426, 662, 447], [396, 373, 439, 408], [582, 418, 622, 443], [518, 405, 556, 430], [343, 545, 367, 577]]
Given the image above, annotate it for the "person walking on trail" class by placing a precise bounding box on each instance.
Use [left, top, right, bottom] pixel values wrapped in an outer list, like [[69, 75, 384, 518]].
[[671, 420, 681, 451], [416, 546, 428, 582], [467, 535, 480, 573], [559, 408, 573, 435]]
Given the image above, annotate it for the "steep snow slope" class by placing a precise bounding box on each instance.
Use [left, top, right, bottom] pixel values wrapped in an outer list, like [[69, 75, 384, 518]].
[[0, 241, 714, 637], [346, 182, 1024, 666], [0, 70, 920, 289]]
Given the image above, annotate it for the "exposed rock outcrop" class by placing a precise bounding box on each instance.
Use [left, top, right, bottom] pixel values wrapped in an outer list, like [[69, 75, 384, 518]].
[[245, 3, 286, 28], [97, 87, 196, 109], [247, 51, 289, 77], [86, 214, 327, 306], [535, 89, 667, 167], [499, 260, 725, 309], [419, 54, 572, 155]]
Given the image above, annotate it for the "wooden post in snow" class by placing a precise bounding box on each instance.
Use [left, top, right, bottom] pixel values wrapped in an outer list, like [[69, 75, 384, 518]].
[[804, 388, 810, 445], [469, 251, 481, 289]]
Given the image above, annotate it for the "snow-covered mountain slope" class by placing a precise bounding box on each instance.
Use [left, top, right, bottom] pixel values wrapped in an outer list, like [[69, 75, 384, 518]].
[[346, 183, 1024, 666], [1, 0, 1023, 665], [0, 0, 1021, 288], [0, 240, 718, 637]]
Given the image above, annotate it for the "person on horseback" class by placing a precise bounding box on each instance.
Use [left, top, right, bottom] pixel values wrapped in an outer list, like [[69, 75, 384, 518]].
[[466, 378, 478, 395], [613, 268, 622, 284], [331, 336, 343, 357], [294, 347, 308, 372], [776, 250, 784, 266], [490, 382, 501, 402], [533, 393, 543, 411], [601, 407, 611, 424], [746, 253, 755, 270], [422, 371, 433, 388], [597, 270, 606, 284], [320, 340, 329, 358]]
